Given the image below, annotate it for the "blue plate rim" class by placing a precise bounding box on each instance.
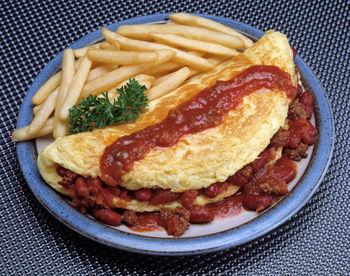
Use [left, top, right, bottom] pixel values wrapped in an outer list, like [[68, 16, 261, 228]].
[[16, 13, 334, 256]]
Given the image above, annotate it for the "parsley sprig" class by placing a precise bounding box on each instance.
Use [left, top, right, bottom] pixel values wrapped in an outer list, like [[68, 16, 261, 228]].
[[68, 79, 148, 134]]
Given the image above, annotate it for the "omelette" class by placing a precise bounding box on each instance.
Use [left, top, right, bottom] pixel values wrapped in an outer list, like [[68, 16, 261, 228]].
[[38, 30, 296, 214]]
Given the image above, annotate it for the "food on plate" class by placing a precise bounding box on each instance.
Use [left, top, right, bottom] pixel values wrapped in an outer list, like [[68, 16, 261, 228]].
[[87, 50, 159, 64], [80, 49, 175, 98], [168, 13, 254, 47], [12, 118, 53, 142], [68, 79, 149, 134], [117, 23, 245, 49], [53, 49, 75, 138], [13, 14, 317, 237], [102, 27, 215, 72]]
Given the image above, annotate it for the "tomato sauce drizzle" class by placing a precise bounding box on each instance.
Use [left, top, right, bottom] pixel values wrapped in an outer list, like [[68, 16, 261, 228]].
[[129, 213, 162, 232], [100, 65, 297, 186]]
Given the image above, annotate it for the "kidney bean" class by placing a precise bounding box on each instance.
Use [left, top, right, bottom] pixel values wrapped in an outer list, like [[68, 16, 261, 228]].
[[149, 189, 181, 205], [92, 208, 121, 226], [273, 166, 295, 183], [189, 206, 214, 223], [204, 183, 219, 198], [108, 187, 121, 197], [303, 122, 317, 145], [74, 177, 89, 197], [227, 173, 247, 187], [134, 188, 153, 202], [251, 149, 271, 173], [288, 119, 317, 146], [242, 194, 272, 211], [181, 190, 198, 209], [100, 188, 114, 207], [299, 91, 313, 118], [296, 84, 303, 97], [120, 190, 132, 202], [56, 166, 66, 177], [87, 177, 102, 189]]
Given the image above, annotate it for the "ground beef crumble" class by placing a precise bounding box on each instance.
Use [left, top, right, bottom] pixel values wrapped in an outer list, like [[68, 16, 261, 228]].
[[159, 207, 190, 237], [58, 170, 78, 188], [288, 101, 308, 120], [283, 142, 308, 161], [270, 128, 290, 147], [122, 210, 139, 226]]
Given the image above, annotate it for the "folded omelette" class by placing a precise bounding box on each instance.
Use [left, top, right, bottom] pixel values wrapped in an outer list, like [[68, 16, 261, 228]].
[[38, 30, 296, 212]]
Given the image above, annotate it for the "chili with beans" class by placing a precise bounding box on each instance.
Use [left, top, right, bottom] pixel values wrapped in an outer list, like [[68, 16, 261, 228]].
[[55, 60, 316, 236]]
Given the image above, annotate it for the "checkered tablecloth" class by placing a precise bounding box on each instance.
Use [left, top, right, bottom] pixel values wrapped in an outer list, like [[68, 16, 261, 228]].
[[1, 0, 349, 274]]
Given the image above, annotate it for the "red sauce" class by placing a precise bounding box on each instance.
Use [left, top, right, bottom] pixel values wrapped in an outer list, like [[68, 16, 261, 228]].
[[100, 65, 297, 186], [276, 157, 297, 176], [211, 194, 243, 219], [129, 195, 243, 232], [129, 213, 162, 232]]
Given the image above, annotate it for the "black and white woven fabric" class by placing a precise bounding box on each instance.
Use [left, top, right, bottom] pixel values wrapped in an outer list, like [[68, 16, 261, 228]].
[[1, 0, 349, 274]]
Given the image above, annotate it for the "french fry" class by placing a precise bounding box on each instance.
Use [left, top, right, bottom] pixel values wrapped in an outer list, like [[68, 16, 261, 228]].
[[185, 55, 231, 84], [88, 49, 159, 64], [31, 71, 61, 105], [73, 42, 102, 58], [117, 24, 245, 49], [115, 74, 155, 89], [87, 64, 119, 82], [152, 72, 172, 86], [81, 49, 174, 98], [99, 41, 112, 49], [105, 74, 155, 100], [59, 53, 92, 121], [14, 14, 257, 142], [102, 28, 214, 71], [55, 49, 75, 110], [150, 33, 239, 56], [103, 41, 121, 51], [12, 118, 53, 142], [146, 51, 205, 77], [54, 117, 69, 137], [207, 55, 231, 65], [169, 13, 254, 47], [27, 87, 58, 135], [113, 41, 121, 51], [146, 61, 182, 77], [147, 66, 191, 100], [53, 49, 75, 138], [165, 21, 178, 26], [33, 104, 42, 115], [187, 55, 231, 79], [152, 52, 206, 84], [141, 80, 152, 90], [113, 80, 153, 97], [74, 58, 82, 70]]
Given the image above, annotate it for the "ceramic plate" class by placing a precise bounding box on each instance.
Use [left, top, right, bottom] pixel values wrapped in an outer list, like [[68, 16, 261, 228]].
[[16, 14, 334, 255]]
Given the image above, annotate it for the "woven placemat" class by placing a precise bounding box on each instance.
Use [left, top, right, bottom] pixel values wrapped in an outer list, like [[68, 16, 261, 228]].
[[1, 0, 349, 275]]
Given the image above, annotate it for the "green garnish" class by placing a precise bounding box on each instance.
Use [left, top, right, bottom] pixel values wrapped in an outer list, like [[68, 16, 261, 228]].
[[68, 78, 148, 134]]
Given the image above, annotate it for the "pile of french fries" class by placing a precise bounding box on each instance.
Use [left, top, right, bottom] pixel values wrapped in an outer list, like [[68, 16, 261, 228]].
[[12, 13, 253, 142]]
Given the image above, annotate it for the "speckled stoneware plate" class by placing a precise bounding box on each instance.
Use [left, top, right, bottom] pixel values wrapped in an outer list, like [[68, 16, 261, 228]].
[[16, 14, 334, 255]]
